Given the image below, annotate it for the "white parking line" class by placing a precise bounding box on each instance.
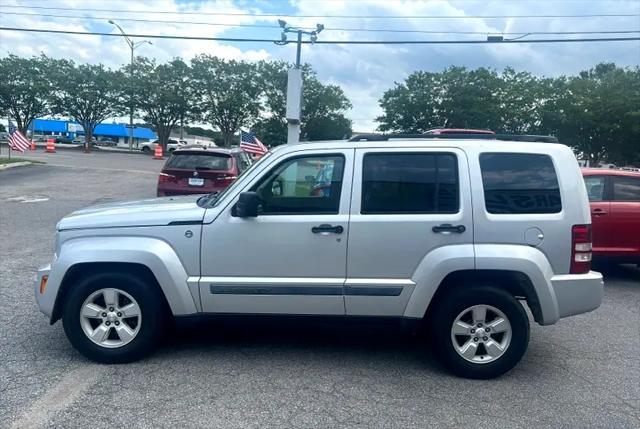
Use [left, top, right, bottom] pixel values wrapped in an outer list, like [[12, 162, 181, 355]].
[[10, 365, 108, 429]]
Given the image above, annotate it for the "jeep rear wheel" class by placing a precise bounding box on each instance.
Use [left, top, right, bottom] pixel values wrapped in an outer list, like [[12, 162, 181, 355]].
[[431, 286, 529, 379], [62, 272, 166, 363]]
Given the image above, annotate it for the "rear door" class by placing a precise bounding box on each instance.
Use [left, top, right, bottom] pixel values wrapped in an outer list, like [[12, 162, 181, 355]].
[[609, 175, 640, 256], [345, 148, 473, 316], [583, 175, 611, 253]]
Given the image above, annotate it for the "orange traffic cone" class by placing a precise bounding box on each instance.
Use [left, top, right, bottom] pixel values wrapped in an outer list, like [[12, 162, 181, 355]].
[[30, 140, 36, 150], [153, 144, 163, 159], [45, 138, 56, 153]]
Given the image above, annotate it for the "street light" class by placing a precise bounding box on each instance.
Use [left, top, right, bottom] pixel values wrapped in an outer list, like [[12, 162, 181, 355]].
[[108, 20, 152, 151]]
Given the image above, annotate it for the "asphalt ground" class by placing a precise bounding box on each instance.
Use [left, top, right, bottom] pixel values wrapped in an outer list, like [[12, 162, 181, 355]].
[[0, 151, 639, 428]]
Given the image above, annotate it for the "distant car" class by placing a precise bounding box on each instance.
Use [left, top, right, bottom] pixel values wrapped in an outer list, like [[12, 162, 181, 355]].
[[157, 147, 252, 197], [54, 136, 73, 144], [582, 168, 640, 264], [72, 137, 96, 145], [141, 138, 186, 154]]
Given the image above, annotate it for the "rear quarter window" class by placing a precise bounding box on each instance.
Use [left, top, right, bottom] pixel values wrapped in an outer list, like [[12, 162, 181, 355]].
[[165, 153, 231, 170], [480, 153, 562, 214], [612, 176, 640, 201]]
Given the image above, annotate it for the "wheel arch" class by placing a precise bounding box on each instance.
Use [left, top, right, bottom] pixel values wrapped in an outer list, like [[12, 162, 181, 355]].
[[51, 262, 170, 324], [423, 269, 543, 324], [46, 236, 199, 324]]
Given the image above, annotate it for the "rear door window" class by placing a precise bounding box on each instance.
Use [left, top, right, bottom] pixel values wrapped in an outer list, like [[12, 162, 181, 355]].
[[480, 153, 562, 214], [361, 153, 459, 214], [165, 153, 231, 170], [584, 176, 606, 202], [612, 176, 640, 201]]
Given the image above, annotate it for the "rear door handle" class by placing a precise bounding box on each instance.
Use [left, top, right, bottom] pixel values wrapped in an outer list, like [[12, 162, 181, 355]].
[[591, 209, 608, 216], [312, 224, 344, 234], [432, 224, 466, 234]]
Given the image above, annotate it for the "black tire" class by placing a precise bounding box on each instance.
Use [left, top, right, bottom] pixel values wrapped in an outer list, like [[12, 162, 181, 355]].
[[62, 272, 166, 364], [430, 286, 529, 379], [141, 146, 151, 153]]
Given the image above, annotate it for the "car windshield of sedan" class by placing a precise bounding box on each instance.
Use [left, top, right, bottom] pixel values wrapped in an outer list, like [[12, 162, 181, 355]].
[[165, 153, 231, 170]]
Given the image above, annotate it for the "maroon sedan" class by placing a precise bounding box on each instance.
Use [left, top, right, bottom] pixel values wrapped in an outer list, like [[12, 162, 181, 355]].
[[157, 147, 252, 197]]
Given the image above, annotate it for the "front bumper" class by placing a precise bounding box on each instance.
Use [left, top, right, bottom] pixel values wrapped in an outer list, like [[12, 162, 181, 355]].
[[35, 262, 53, 319], [551, 271, 603, 319]]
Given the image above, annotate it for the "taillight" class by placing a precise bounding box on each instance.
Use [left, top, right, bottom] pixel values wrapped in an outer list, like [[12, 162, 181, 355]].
[[216, 175, 238, 187], [571, 224, 592, 274], [158, 173, 177, 183]]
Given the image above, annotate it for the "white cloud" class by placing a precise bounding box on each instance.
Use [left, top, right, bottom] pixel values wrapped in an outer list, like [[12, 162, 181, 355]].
[[1, 0, 639, 131]]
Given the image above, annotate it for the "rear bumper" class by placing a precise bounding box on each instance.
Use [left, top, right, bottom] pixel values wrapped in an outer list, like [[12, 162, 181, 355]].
[[550, 271, 603, 319], [157, 186, 225, 197]]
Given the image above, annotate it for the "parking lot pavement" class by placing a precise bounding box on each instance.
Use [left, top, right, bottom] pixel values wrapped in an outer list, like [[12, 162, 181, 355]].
[[1, 158, 639, 429]]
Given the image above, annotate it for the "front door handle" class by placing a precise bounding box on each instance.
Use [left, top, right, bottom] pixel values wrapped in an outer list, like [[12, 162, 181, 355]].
[[432, 224, 466, 234], [312, 224, 344, 234]]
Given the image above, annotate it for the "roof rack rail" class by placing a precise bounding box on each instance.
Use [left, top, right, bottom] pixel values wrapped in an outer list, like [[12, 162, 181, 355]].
[[348, 133, 559, 143]]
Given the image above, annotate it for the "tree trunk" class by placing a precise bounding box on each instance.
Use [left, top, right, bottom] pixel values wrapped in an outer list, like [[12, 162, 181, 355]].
[[84, 127, 93, 153], [158, 128, 170, 154], [221, 130, 235, 147]]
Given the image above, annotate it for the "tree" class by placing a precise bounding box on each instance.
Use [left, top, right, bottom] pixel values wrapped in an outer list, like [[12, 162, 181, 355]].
[[131, 57, 198, 152], [0, 54, 56, 134], [191, 55, 262, 146], [253, 61, 352, 146], [540, 64, 640, 165], [51, 61, 123, 152]]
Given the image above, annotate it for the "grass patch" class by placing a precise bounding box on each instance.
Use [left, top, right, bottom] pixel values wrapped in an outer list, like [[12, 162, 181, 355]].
[[0, 156, 44, 165]]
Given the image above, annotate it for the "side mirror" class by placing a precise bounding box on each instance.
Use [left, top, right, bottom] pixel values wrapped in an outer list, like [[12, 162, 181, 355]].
[[232, 192, 261, 217]]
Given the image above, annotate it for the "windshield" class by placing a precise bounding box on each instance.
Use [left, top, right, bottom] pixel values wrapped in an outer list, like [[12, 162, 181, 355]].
[[197, 151, 274, 208], [165, 153, 232, 170]]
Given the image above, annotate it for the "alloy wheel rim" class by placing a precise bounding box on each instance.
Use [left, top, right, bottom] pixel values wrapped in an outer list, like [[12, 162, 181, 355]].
[[79, 288, 142, 348], [450, 304, 512, 364]]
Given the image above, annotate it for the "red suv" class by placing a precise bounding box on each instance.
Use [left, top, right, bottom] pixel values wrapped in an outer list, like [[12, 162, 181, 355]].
[[157, 147, 252, 197], [582, 168, 640, 264]]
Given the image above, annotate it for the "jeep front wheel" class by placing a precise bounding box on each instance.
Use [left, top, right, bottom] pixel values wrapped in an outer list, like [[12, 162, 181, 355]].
[[431, 286, 529, 379], [62, 272, 166, 363]]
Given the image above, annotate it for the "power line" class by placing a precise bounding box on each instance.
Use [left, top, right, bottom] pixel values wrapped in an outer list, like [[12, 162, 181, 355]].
[[1, 11, 639, 36], [1, 26, 639, 44], [1, 5, 638, 20]]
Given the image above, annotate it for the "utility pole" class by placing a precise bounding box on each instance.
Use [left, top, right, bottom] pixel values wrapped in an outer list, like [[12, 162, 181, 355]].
[[108, 20, 152, 151], [276, 20, 324, 145]]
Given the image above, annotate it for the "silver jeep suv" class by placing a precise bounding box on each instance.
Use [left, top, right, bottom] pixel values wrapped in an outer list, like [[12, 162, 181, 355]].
[[35, 134, 603, 379]]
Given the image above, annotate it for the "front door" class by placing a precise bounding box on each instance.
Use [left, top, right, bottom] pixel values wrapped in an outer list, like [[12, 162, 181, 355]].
[[345, 148, 473, 316], [609, 175, 640, 256], [200, 149, 354, 315]]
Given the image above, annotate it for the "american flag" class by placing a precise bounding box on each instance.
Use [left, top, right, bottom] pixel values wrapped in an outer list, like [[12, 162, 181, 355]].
[[8, 122, 30, 153], [240, 130, 268, 155]]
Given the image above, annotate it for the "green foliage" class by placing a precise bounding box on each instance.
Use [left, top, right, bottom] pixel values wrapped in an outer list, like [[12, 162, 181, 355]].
[[541, 63, 640, 164], [50, 61, 123, 151], [130, 57, 198, 151], [377, 64, 640, 164], [253, 61, 352, 146], [191, 55, 263, 146], [0, 54, 57, 133]]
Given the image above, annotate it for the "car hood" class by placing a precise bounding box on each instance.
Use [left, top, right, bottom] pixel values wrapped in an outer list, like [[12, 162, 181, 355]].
[[57, 195, 206, 231]]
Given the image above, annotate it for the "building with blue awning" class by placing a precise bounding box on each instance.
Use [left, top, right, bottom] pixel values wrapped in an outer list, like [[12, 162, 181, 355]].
[[29, 119, 157, 147]]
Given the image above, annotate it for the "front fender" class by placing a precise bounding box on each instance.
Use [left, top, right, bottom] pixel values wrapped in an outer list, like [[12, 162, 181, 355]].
[[39, 236, 198, 321]]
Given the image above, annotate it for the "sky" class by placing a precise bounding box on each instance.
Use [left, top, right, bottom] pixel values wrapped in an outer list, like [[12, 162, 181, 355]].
[[1, 0, 639, 132]]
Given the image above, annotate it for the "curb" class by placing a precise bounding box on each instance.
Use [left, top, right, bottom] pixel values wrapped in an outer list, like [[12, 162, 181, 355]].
[[0, 161, 34, 171]]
